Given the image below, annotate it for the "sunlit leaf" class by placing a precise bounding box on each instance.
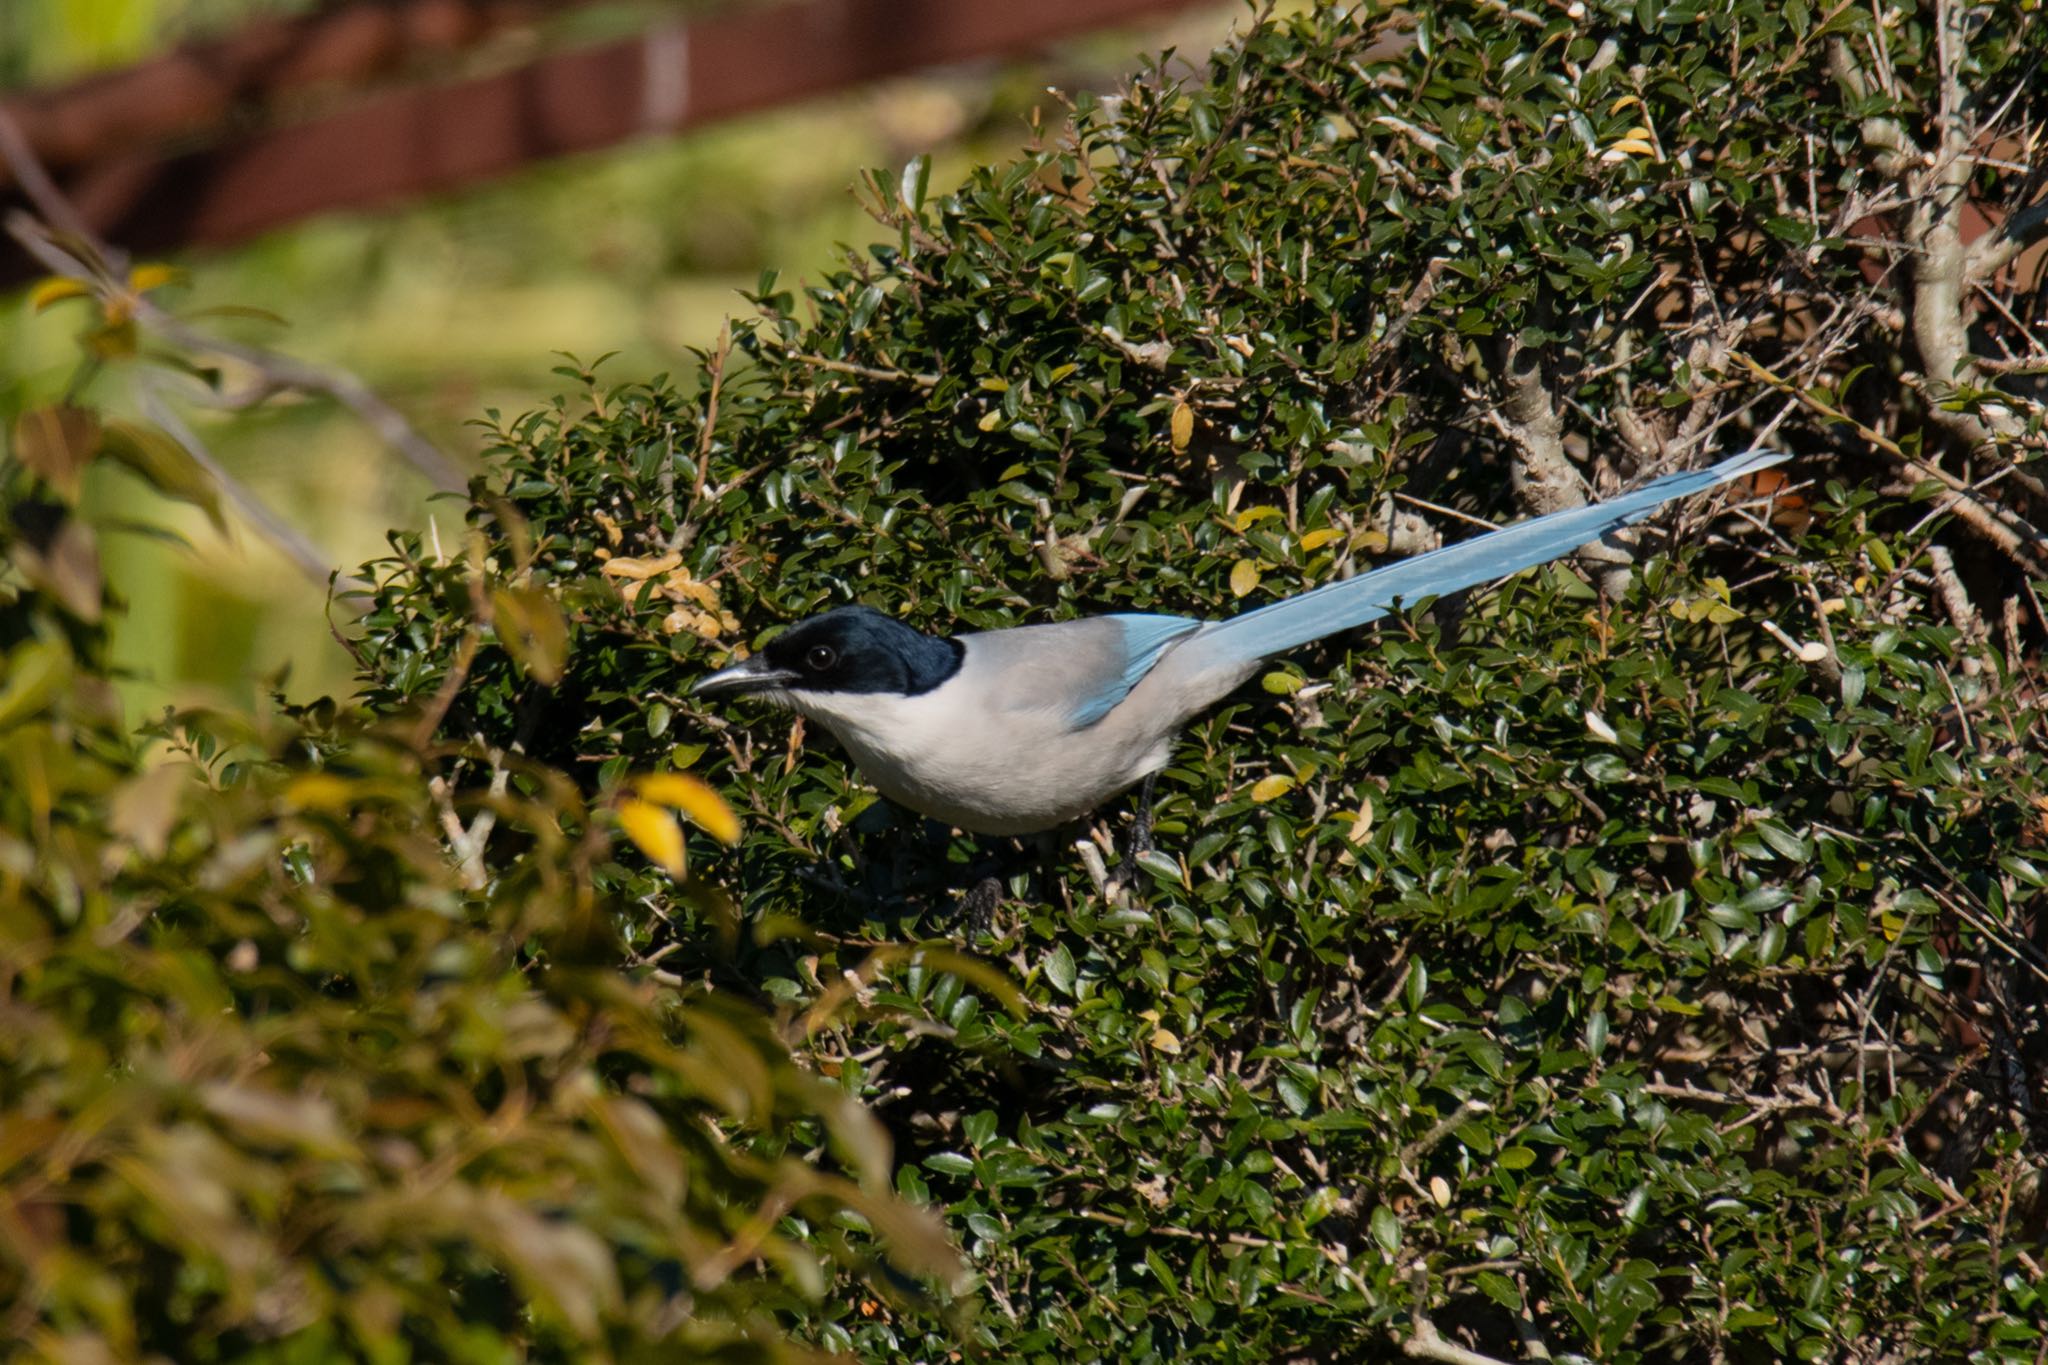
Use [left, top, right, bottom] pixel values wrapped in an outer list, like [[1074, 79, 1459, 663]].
[[491, 585, 569, 685], [636, 771, 741, 845], [617, 798, 686, 876], [27, 276, 91, 311], [1250, 774, 1295, 802], [126, 262, 185, 294]]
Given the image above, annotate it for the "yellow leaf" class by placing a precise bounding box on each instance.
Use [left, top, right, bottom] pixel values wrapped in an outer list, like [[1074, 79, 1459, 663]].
[[1608, 94, 1644, 113], [618, 798, 686, 876], [636, 772, 742, 846], [1234, 505, 1281, 531], [662, 606, 735, 640], [1170, 400, 1194, 451], [1261, 670, 1304, 695], [126, 262, 183, 293], [490, 586, 569, 686], [1229, 559, 1261, 598], [978, 409, 1004, 432], [27, 277, 91, 312], [1609, 137, 1658, 157], [1250, 774, 1295, 802], [1344, 800, 1375, 843], [1355, 528, 1390, 553], [979, 377, 1010, 392], [1299, 527, 1344, 552], [660, 574, 722, 610], [599, 552, 682, 581], [1150, 1027, 1182, 1055], [285, 773, 357, 811]]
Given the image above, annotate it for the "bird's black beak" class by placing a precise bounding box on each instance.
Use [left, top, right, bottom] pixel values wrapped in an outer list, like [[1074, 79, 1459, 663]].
[[691, 655, 799, 696]]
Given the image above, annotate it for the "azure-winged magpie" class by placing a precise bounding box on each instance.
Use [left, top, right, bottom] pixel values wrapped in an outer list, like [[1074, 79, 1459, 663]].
[[694, 450, 1786, 835]]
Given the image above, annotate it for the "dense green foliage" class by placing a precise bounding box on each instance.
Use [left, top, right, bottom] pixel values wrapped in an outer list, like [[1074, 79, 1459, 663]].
[[352, 0, 2048, 1360], [6, 0, 2045, 1360]]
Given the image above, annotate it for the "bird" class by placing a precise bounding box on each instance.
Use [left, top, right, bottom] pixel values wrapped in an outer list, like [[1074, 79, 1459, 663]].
[[693, 450, 1787, 839]]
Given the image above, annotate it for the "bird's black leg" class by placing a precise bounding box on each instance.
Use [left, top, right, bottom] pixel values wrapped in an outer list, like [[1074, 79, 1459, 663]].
[[1113, 773, 1158, 887], [960, 874, 1004, 939], [1132, 773, 1159, 858]]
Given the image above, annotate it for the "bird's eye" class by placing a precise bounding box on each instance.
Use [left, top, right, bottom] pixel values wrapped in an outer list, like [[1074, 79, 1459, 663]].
[[806, 645, 838, 671]]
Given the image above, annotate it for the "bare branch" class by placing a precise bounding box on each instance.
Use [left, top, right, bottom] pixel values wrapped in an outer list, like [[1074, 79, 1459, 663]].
[[1966, 195, 2048, 284], [1403, 1309, 1518, 1365], [1827, 40, 1916, 178], [137, 380, 368, 593], [1926, 544, 1985, 640], [1493, 334, 1634, 596], [0, 99, 467, 494]]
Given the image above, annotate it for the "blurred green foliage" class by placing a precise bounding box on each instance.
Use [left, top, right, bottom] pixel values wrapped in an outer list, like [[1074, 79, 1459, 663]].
[[1, 311, 962, 1365], [355, 0, 2048, 1358]]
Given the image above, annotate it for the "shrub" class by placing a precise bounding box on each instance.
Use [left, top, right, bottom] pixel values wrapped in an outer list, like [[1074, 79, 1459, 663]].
[[356, 0, 2047, 1360]]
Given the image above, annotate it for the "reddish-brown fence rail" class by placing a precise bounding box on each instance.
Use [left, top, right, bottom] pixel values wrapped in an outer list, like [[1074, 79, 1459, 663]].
[[1, 0, 1216, 284]]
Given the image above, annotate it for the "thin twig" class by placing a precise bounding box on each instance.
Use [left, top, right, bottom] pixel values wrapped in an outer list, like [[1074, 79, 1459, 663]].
[[782, 351, 939, 387], [0, 194, 464, 493], [1732, 351, 2046, 571], [137, 380, 365, 591], [665, 322, 732, 552]]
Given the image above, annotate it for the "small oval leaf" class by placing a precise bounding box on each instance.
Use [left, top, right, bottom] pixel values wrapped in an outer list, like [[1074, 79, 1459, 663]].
[[618, 798, 686, 876], [636, 772, 742, 845], [1250, 774, 1295, 803]]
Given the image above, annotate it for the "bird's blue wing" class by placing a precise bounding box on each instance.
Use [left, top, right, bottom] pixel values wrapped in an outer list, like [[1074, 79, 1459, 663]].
[[1068, 613, 1203, 727], [1185, 449, 1789, 669]]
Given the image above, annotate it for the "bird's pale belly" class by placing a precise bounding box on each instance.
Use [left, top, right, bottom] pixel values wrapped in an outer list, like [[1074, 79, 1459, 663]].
[[789, 684, 1167, 835], [838, 726, 1153, 836]]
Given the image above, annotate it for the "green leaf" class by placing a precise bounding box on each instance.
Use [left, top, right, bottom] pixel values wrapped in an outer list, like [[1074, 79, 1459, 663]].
[[98, 420, 225, 530], [1043, 943, 1077, 996]]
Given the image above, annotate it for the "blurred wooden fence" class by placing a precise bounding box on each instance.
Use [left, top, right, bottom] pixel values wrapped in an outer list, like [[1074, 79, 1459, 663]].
[[0, 0, 1216, 283]]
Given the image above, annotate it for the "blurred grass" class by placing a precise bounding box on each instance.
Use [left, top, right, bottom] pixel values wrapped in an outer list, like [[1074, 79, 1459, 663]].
[[2, 3, 1246, 721]]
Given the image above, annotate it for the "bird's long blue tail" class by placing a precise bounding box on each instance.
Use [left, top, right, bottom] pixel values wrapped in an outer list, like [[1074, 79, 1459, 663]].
[[1190, 449, 1788, 665]]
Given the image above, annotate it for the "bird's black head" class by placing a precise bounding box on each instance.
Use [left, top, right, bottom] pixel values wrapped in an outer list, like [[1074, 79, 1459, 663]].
[[691, 605, 963, 698]]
